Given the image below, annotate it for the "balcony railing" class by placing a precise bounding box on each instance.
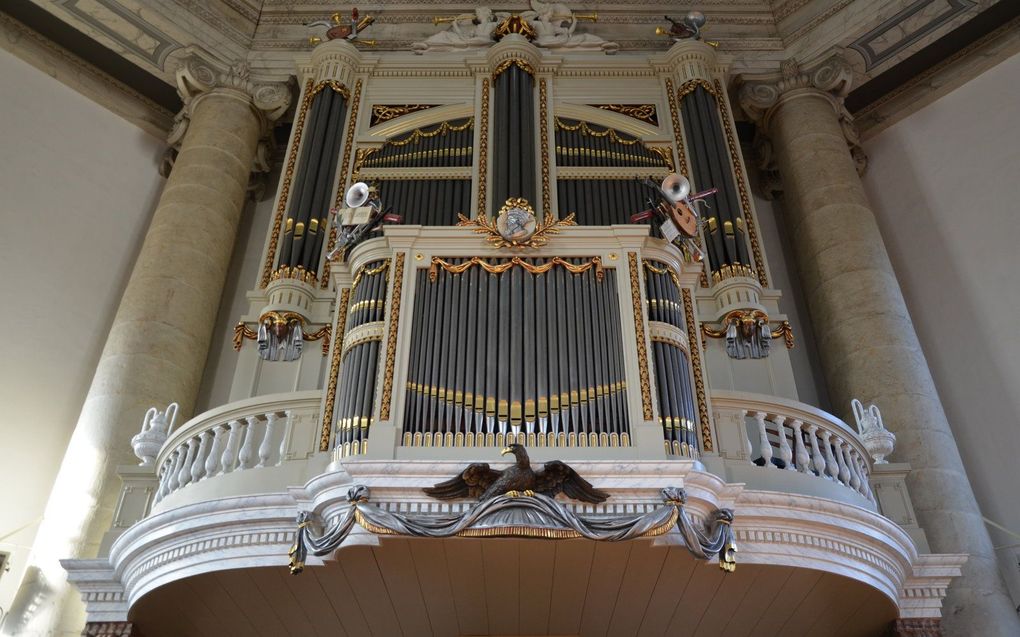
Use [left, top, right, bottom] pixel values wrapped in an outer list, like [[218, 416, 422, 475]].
[[153, 391, 322, 504], [711, 390, 873, 503]]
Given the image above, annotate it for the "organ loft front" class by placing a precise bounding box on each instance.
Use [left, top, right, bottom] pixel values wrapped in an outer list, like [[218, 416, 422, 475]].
[[8, 3, 1020, 637]]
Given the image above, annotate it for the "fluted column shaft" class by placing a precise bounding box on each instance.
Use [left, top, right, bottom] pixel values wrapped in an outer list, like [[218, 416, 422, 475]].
[[763, 86, 1018, 636]]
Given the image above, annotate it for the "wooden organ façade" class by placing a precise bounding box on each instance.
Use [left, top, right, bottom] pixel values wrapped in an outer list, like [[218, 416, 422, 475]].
[[255, 39, 767, 461]]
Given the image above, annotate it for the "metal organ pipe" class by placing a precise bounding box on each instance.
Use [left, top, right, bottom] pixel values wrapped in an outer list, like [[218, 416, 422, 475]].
[[402, 258, 629, 448], [277, 87, 349, 275]]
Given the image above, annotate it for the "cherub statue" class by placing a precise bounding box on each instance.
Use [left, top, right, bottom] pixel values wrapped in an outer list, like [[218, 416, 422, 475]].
[[412, 7, 508, 54], [523, 0, 618, 53]]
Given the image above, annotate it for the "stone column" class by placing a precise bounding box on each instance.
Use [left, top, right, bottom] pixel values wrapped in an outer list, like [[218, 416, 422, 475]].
[[21, 58, 289, 635], [739, 54, 1020, 637]]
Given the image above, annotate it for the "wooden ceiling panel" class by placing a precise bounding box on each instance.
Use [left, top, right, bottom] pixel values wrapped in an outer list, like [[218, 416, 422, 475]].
[[130, 538, 899, 637]]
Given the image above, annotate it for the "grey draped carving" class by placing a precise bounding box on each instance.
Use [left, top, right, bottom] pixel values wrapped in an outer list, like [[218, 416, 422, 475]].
[[289, 485, 736, 573]]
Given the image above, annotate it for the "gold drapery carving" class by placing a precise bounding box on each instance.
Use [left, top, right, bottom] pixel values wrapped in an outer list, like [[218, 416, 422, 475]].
[[676, 78, 720, 100], [701, 309, 794, 350], [555, 118, 641, 145], [378, 118, 474, 148], [310, 79, 351, 99], [492, 57, 536, 78], [428, 255, 604, 281]]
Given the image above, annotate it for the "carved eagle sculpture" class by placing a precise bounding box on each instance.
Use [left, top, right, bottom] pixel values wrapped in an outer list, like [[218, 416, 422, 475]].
[[424, 444, 610, 504]]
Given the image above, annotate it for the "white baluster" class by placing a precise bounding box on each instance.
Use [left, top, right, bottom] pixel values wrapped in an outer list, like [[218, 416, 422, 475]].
[[165, 448, 183, 494], [854, 453, 873, 500], [220, 419, 243, 474], [190, 431, 212, 483], [155, 455, 173, 501], [807, 424, 826, 477], [791, 419, 809, 473], [258, 413, 282, 468], [775, 417, 793, 470], [278, 410, 293, 462], [843, 443, 861, 492], [753, 412, 773, 469], [834, 435, 851, 485], [177, 438, 198, 488], [820, 430, 839, 481], [238, 416, 260, 470], [205, 424, 226, 477]]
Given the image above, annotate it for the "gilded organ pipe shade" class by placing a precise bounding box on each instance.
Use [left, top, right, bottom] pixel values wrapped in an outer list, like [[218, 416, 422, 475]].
[[644, 261, 698, 457], [679, 86, 751, 273], [332, 260, 389, 456], [492, 64, 536, 214], [277, 86, 349, 275], [402, 258, 629, 447]]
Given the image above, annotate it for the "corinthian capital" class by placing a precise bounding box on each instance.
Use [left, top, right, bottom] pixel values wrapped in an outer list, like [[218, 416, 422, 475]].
[[737, 50, 866, 179], [175, 55, 292, 123]]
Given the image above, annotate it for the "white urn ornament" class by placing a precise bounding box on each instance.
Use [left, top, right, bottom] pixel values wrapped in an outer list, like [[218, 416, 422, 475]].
[[131, 402, 179, 466], [851, 398, 895, 464]]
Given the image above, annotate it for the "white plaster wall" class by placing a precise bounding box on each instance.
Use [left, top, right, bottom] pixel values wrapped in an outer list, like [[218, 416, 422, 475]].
[[863, 51, 1020, 602], [0, 49, 163, 615]]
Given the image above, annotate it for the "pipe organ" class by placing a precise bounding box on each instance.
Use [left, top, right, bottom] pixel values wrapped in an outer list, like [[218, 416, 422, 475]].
[[554, 118, 672, 225], [277, 83, 349, 277], [241, 36, 791, 463]]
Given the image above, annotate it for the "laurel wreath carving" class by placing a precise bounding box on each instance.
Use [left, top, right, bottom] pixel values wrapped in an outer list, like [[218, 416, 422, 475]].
[[457, 199, 577, 249]]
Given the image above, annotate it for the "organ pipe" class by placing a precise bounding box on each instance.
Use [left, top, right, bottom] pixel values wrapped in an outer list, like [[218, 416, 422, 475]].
[[277, 86, 349, 275], [403, 257, 629, 448], [644, 261, 698, 457], [679, 86, 751, 273], [492, 65, 537, 213]]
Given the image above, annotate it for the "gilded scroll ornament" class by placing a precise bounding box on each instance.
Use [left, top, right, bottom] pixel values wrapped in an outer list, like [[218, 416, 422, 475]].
[[594, 104, 658, 125], [378, 253, 405, 421], [309, 79, 351, 100], [457, 198, 576, 249], [681, 288, 713, 451], [370, 104, 437, 126], [628, 253, 655, 421], [261, 78, 314, 288], [492, 57, 536, 78], [320, 287, 351, 450], [539, 79, 551, 214], [377, 118, 474, 148], [429, 255, 603, 281], [676, 78, 720, 100]]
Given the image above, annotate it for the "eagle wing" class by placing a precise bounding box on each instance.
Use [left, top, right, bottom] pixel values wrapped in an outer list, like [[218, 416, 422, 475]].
[[423, 463, 502, 499], [535, 460, 610, 504]]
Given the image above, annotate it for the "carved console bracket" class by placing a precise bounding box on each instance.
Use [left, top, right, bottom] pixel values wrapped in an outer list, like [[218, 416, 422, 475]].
[[738, 51, 867, 198]]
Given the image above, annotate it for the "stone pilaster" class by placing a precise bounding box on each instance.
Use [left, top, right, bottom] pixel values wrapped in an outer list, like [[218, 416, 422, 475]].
[[23, 56, 290, 635], [738, 53, 1020, 637]]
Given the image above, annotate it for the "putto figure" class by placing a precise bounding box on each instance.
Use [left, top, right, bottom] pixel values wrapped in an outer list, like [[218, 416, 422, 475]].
[[412, 8, 508, 54]]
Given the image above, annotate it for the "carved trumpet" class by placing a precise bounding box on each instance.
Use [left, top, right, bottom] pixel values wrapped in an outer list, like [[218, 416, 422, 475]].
[[433, 14, 476, 25]]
